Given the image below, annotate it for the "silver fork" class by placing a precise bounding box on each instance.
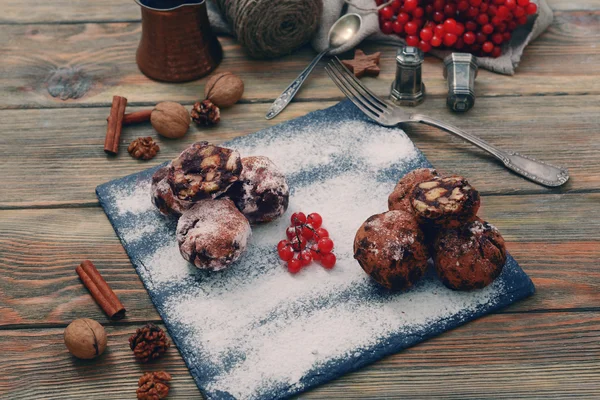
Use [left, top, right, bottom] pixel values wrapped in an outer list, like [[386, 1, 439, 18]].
[[325, 57, 569, 188]]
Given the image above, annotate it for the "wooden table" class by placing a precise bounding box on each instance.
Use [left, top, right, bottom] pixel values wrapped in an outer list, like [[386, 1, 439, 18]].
[[1, 1, 599, 398]]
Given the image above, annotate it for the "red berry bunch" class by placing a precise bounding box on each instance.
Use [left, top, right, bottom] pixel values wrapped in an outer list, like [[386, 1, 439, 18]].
[[376, 0, 537, 57], [277, 212, 337, 274]]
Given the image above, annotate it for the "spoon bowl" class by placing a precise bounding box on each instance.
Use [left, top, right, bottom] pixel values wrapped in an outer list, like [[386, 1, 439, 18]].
[[328, 13, 362, 50]]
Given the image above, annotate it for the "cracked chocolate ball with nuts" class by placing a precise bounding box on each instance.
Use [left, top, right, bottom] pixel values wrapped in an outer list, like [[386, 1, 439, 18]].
[[388, 168, 439, 212], [168, 141, 242, 202], [410, 175, 480, 228], [354, 210, 429, 291], [151, 164, 193, 217], [177, 198, 251, 271], [224, 156, 289, 224], [64, 318, 107, 359], [433, 218, 506, 290]]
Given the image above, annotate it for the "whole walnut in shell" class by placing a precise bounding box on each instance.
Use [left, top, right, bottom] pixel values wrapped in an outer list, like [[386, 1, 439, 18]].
[[204, 72, 244, 108], [151, 101, 190, 139], [64, 318, 107, 359]]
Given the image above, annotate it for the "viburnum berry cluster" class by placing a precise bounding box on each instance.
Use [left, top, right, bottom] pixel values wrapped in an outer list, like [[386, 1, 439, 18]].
[[277, 212, 337, 274], [376, 0, 538, 57]]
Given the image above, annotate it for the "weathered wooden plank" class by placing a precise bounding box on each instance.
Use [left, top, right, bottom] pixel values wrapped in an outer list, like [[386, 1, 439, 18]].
[[1, 0, 598, 24], [1, 0, 139, 24], [1, 95, 598, 208], [0, 12, 599, 109], [1, 312, 599, 399], [0, 193, 598, 326]]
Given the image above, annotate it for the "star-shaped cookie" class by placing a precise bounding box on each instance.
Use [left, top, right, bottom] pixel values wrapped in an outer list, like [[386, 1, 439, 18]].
[[341, 49, 381, 78]]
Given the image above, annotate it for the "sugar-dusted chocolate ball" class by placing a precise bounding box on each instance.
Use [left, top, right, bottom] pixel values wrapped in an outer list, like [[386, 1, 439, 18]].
[[64, 318, 107, 359], [225, 156, 289, 224], [354, 210, 429, 291], [433, 218, 507, 290], [177, 198, 251, 271]]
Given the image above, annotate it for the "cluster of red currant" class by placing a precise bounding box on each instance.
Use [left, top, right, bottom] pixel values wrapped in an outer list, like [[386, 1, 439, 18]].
[[277, 212, 337, 274], [377, 0, 538, 57]]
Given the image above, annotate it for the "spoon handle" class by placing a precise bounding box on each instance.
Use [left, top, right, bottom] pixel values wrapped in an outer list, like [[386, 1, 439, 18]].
[[266, 50, 328, 120]]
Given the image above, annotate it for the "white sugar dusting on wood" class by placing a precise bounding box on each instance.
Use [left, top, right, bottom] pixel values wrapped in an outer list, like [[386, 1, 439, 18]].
[[104, 118, 511, 400]]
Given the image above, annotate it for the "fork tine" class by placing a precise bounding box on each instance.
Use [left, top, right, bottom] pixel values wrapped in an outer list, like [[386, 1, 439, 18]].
[[325, 65, 382, 121], [330, 57, 390, 112], [330, 59, 390, 116]]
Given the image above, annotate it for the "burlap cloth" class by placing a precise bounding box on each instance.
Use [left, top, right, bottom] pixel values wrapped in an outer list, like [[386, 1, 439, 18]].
[[208, 0, 553, 75]]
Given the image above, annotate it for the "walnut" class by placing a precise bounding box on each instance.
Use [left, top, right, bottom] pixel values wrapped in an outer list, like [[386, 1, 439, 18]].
[[129, 323, 170, 362], [137, 371, 172, 400], [128, 137, 160, 160], [64, 318, 107, 359], [191, 99, 220, 126], [204, 72, 244, 108], [151, 102, 190, 139]]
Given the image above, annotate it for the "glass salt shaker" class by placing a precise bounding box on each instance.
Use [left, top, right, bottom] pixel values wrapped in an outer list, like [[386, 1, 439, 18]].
[[390, 46, 426, 107]]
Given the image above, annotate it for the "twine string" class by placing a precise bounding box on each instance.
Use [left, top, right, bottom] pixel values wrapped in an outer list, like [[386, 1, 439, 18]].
[[214, 0, 323, 59]]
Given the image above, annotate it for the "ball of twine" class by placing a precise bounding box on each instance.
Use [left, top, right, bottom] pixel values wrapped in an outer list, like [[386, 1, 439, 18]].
[[215, 0, 323, 59]]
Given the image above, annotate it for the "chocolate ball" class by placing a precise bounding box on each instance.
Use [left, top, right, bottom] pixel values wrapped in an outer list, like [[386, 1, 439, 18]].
[[388, 168, 439, 212], [177, 198, 251, 271], [410, 175, 480, 228], [225, 156, 289, 224], [151, 164, 193, 217], [354, 210, 429, 291], [168, 141, 242, 202], [433, 218, 507, 290]]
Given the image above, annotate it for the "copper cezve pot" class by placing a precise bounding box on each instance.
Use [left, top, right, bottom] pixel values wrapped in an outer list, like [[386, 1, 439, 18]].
[[135, 0, 223, 82]]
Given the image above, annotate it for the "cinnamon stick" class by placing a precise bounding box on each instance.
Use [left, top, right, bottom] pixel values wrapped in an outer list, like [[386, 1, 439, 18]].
[[76, 260, 126, 320], [104, 95, 128, 154], [122, 109, 153, 125]]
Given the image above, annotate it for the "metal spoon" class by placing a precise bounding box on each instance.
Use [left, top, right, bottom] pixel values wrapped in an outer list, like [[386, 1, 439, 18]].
[[265, 13, 362, 120]]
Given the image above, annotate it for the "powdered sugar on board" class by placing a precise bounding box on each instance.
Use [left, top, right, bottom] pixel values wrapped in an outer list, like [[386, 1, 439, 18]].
[[96, 101, 534, 400]]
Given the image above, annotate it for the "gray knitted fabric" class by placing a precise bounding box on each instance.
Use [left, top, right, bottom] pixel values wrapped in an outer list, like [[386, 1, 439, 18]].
[[209, 0, 552, 75]]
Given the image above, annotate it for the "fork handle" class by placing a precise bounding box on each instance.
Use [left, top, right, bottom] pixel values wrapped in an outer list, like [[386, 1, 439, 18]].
[[413, 114, 569, 187]]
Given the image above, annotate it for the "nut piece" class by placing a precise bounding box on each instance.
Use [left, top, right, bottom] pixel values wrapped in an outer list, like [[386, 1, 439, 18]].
[[191, 99, 220, 126], [168, 141, 242, 202], [409, 175, 480, 228], [129, 323, 170, 362], [64, 318, 107, 359], [204, 71, 244, 108], [137, 371, 172, 400], [128, 137, 160, 160], [151, 102, 190, 139]]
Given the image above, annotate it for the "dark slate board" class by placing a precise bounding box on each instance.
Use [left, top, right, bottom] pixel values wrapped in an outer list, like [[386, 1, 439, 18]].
[[97, 100, 535, 400]]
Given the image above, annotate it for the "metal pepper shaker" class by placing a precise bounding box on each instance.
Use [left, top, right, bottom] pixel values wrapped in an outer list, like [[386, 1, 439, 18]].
[[443, 53, 478, 112], [390, 46, 425, 107]]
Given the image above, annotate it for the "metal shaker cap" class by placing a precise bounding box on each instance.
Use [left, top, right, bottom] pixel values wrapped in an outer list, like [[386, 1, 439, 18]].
[[443, 53, 478, 112], [390, 46, 426, 107], [396, 46, 425, 66]]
